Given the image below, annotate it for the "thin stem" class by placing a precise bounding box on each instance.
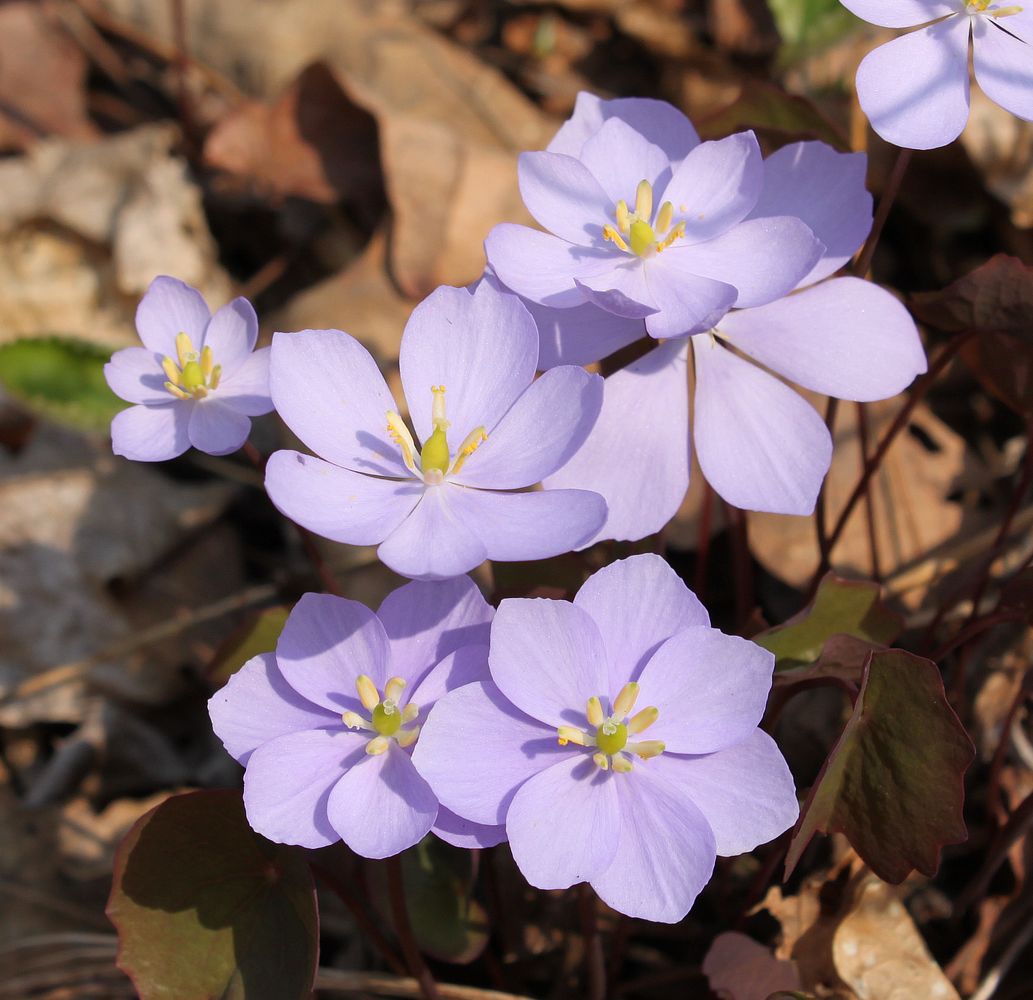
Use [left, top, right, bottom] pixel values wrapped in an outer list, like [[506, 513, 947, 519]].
[[852, 147, 913, 279], [694, 482, 715, 601], [386, 856, 440, 1000], [809, 331, 972, 593], [856, 402, 882, 581], [578, 884, 606, 1000], [814, 397, 839, 565], [725, 502, 754, 633]]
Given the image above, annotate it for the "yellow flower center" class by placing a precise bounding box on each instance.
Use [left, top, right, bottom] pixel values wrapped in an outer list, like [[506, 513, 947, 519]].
[[967, 0, 1023, 14], [342, 675, 421, 755], [162, 332, 222, 400], [386, 386, 488, 484], [556, 682, 664, 774], [602, 179, 686, 259]]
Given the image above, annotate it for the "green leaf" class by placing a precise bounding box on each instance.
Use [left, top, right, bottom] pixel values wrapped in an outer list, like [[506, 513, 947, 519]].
[[766, 0, 857, 63], [0, 336, 127, 431], [107, 789, 318, 1000], [404, 838, 489, 964], [755, 574, 902, 670], [698, 80, 849, 150], [785, 650, 975, 883], [208, 606, 291, 686]]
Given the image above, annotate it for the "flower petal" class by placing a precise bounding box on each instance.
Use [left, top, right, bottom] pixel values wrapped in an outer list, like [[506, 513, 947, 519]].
[[591, 764, 716, 923], [507, 755, 621, 889], [636, 626, 775, 754], [408, 645, 491, 717], [447, 485, 607, 563], [400, 282, 538, 448], [264, 450, 422, 546], [749, 143, 872, 286], [548, 92, 700, 163], [432, 806, 507, 849], [270, 329, 409, 477], [543, 342, 690, 545], [489, 597, 609, 728], [579, 117, 671, 205], [855, 18, 971, 150], [661, 132, 763, 244], [412, 681, 562, 825], [643, 254, 738, 338], [110, 402, 191, 462], [656, 731, 798, 856], [576, 262, 658, 319], [451, 367, 603, 490], [378, 577, 493, 686], [838, 0, 955, 28], [574, 553, 709, 690], [484, 224, 614, 308], [135, 276, 210, 356], [208, 652, 338, 765], [517, 151, 613, 245], [217, 347, 273, 416], [527, 297, 644, 369], [973, 14, 1033, 123], [187, 399, 250, 456], [718, 278, 927, 401], [202, 297, 258, 371], [326, 742, 438, 859], [692, 338, 832, 514], [243, 727, 365, 848], [275, 592, 391, 714], [104, 347, 168, 404]]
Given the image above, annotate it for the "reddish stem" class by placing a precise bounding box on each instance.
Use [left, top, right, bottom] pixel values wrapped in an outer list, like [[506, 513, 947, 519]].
[[852, 147, 913, 279], [578, 884, 606, 1000], [856, 402, 882, 581], [814, 397, 839, 566], [694, 482, 715, 601], [386, 856, 440, 1000]]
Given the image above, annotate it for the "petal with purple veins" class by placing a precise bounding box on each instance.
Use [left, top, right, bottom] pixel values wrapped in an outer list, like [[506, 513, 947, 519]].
[[187, 399, 250, 456], [201, 297, 258, 372], [517, 151, 614, 246], [110, 401, 191, 462], [135, 276, 210, 357], [216, 347, 273, 416], [578, 117, 671, 205]]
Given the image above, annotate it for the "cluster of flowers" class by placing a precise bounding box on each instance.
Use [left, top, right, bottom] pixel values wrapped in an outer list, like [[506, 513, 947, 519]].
[[103, 83, 953, 921]]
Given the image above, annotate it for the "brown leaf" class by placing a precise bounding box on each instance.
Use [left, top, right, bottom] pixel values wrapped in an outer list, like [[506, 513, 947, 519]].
[[0, 2, 97, 152], [203, 62, 383, 205], [703, 932, 801, 1000]]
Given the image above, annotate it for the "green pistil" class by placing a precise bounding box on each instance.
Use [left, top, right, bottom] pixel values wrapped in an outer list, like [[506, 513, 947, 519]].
[[420, 425, 450, 474], [596, 720, 628, 756], [372, 702, 402, 737], [629, 220, 656, 257], [180, 360, 205, 391]]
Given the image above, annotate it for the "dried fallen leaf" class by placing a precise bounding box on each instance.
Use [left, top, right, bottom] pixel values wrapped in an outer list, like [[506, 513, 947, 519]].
[[703, 931, 801, 1000]]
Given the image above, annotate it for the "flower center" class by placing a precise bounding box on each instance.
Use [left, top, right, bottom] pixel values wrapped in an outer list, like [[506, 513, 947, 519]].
[[342, 675, 421, 755], [556, 681, 664, 773], [602, 180, 685, 259], [386, 386, 488, 484], [162, 332, 221, 400], [966, 0, 1023, 15]]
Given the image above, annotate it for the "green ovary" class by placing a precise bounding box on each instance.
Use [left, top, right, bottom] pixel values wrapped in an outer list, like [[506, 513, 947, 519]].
[[595, 721, 628, 755], [420, 425, 451, 474], [180, 360, 205, 391], [372, 702, 402, 737]]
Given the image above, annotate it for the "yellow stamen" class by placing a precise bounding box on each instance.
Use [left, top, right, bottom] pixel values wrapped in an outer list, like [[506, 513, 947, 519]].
[[356, 674, 380, 712], [386, 411, 418, 474], [655, 201, 673, 234], [402, 703, 420, 724], [603, 225, 630, 252], [628, 706, 659, 735], [384, 677, 407, 703], [655, 222, 685, 254], [613, 682, 640, 719], [629, 220, 655, 257], [634, 179, 653, 221], [450, 426, 488, 475], [557, 725, 589, 747], [175, 332, 195, 369], [164, 381, 191, 400], [612, 755, 633, 773], [162, 357, 182, 384], [209, 364, 222, 391], [615, 199, 630, 235], [631, 740, 665, 760], [586, 696, 604, 728], [991, 4, 1023, 14], [341, 710, 367, 730], [431, 385, 449, 428], [592, 752, 609, 771], [200, 345, 214, 380], [397, 727, 420, 749], [366, 736, 390, 756]]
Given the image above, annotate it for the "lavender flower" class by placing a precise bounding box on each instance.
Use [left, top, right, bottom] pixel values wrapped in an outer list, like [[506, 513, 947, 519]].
[[264, 281, 606, 580], [414, 554, 798, 923], [104, 276, 273, 461], [842, 1, 1033, 149], [495, 99, 927, 534], [484, 92, 825, 338], [208, 576, 505, 856]]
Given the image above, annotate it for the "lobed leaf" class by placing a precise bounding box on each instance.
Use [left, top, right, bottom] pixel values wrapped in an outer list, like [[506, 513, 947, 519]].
[[785, 651, 974, 883], [107, 788, 318, 1000]]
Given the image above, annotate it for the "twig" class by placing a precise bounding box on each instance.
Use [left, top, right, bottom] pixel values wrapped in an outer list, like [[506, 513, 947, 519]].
[[386, 856, 440, 1000], [855, 402, 882, 581], [694, 482, 715, 601], [578, 884, 606, 1000], [969, 909, 1033, 1000], [724, 502, 754, 633], [814, 397, 839, 565], [315, 969, 533, 999], [852, 147, 913, 278]]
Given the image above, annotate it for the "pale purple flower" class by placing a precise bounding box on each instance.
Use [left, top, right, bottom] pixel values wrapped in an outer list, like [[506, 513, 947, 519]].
[[264, 281, 606, 581], [208, 576, 505, 856], [104, 276, 273, 461], [484, 92, 825, 339], [494, 99, 928, 534], [842, 1, 1033, 149], [414, 554, 798, 923]]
